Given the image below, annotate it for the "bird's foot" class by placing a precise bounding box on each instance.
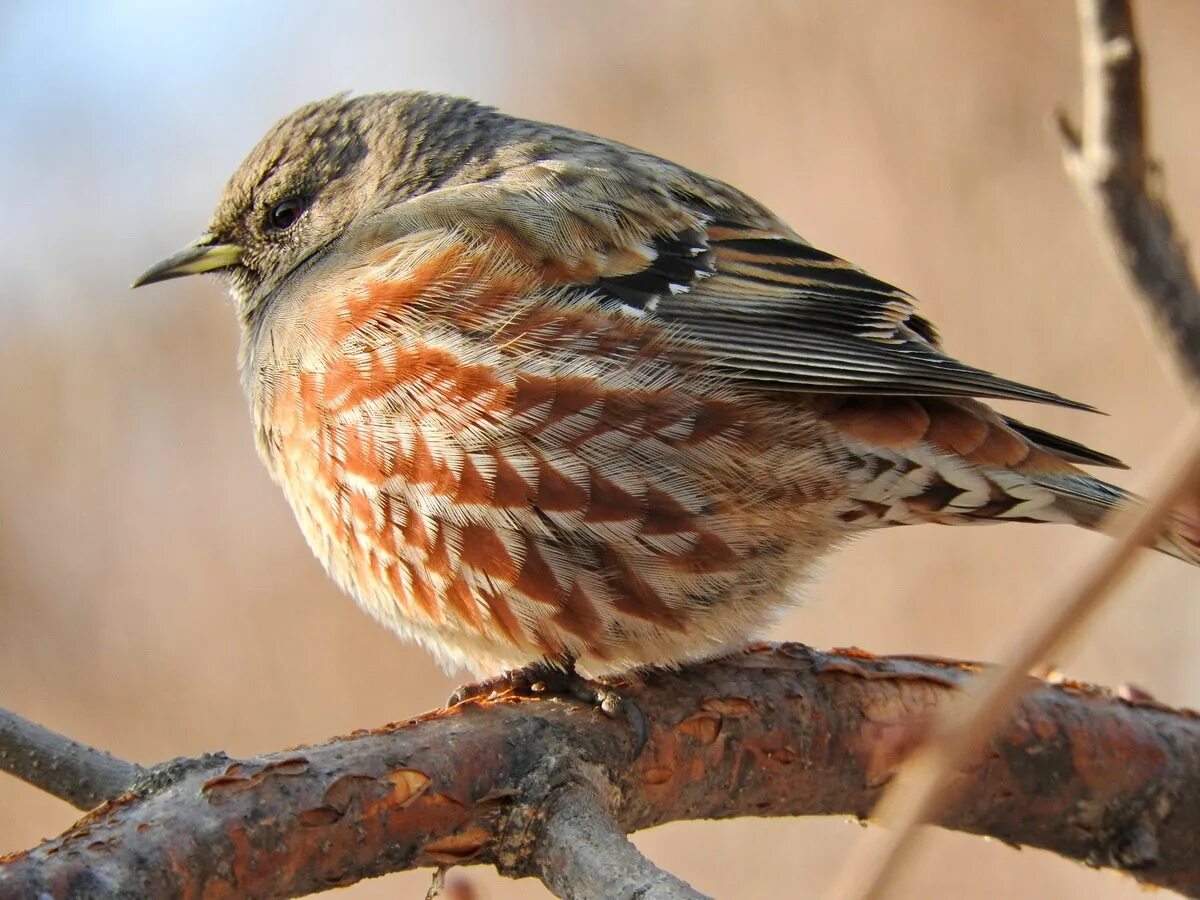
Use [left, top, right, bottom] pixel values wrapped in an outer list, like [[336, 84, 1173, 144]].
[[447, 660, 578, 706], [448, 660, 648, 755]]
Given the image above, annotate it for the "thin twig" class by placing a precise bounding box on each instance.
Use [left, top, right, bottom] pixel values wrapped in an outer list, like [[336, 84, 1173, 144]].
[[530, 783, 711, 900], [1058, 0, 1200, 389], [827, 1, 1200, 896], [0, 707, 141, 811]]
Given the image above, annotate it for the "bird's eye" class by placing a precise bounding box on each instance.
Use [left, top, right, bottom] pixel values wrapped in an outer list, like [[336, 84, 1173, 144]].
[[266, 197, 305, 231]]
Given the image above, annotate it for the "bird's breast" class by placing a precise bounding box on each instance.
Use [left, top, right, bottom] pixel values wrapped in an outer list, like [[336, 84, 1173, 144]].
[[237, 237, 852, 671]]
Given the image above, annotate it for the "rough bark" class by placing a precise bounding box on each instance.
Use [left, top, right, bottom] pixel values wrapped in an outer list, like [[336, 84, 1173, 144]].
[[2, 645, 1198, 898]]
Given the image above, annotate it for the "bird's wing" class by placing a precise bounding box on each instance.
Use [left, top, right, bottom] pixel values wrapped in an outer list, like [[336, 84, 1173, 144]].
[[348, 156, 1092, 411]]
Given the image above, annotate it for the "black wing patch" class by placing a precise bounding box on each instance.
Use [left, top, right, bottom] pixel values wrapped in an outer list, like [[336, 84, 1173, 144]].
[[597, 226, 713, 313]]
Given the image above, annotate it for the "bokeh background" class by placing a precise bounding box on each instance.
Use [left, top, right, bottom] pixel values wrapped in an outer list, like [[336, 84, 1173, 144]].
[[3, 2, 1198, 897]]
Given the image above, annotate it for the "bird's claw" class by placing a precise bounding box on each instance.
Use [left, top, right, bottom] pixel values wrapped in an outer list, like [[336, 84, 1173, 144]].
[[447, 663, 649, 758]]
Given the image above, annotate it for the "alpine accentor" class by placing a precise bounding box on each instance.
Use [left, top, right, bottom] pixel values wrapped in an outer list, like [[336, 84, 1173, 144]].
[[135, 91, 1198, 676]]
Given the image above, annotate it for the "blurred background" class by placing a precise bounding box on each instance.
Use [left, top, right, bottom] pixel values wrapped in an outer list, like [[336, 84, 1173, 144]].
[[2, 1, 1198, 897]]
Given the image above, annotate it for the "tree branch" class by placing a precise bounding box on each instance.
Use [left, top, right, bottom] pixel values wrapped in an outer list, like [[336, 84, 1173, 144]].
[[1057, 0, 1200, 388], [3, 645, 1200, 898], [528, 782, 710, 900], [0, 706, 142, 812]]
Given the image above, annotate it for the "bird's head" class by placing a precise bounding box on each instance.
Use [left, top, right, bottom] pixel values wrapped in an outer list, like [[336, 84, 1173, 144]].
[[133, 91, 505, 318]]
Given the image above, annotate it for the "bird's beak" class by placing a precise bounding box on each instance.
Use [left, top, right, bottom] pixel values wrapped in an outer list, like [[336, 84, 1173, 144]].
[[132, 236, 243, 288]]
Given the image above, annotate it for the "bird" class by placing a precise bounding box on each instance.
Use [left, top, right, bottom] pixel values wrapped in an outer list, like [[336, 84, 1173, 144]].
[[134, 91, 1199, 680]]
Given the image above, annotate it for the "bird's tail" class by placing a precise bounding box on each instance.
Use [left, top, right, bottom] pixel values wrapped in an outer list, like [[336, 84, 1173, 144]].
[[834, 397, 1200, 567], [1027, 471, 1200, 566]]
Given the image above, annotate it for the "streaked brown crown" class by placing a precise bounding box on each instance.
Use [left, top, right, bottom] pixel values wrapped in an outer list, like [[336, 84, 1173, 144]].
[[205, 92, 520, 312]]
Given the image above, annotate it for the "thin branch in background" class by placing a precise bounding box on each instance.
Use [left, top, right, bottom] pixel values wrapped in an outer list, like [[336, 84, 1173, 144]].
[[826, 1, 1200, 898], [0, 706, 141, 812], [1058, 0, 1200, 390]]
